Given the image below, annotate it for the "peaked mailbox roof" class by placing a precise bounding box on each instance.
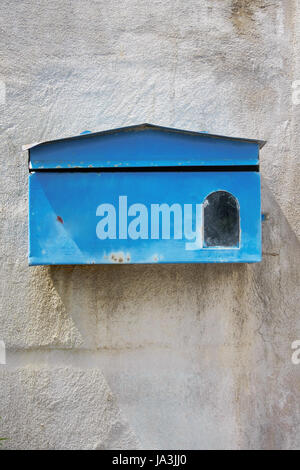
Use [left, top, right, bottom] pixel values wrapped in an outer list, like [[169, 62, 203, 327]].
[[28, 123, 265, 170]]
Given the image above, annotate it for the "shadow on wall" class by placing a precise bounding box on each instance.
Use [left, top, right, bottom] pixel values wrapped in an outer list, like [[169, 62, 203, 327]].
[[47, 177, 300, 352]]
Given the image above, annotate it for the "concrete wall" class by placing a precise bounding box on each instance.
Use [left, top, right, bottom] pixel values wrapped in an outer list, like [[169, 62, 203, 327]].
[[0, 0, 300, 449]]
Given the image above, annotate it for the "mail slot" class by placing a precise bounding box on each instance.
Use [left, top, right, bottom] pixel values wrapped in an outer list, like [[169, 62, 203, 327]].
[[27, 123, 265, 265]]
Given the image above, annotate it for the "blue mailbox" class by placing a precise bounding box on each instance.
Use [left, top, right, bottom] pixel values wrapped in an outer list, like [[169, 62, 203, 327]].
[[27, 123, 265, 265]]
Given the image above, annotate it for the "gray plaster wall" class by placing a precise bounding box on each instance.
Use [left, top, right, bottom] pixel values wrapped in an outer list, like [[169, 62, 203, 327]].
[[0, 0, 300, 449]]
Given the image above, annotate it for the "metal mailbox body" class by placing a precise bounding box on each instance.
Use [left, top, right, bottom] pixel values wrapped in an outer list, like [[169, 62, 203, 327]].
[[28, 124, 264, 265]]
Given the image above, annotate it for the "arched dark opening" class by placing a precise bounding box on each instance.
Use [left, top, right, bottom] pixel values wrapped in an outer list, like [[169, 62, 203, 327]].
[[203, 191, 239, 247]]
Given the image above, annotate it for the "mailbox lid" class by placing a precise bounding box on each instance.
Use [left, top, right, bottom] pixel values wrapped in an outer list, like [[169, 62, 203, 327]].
[[28, 123, 264, 170]]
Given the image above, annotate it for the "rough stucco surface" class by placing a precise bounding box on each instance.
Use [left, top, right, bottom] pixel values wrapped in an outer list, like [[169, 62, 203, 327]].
[[0, 0, 300, 449]]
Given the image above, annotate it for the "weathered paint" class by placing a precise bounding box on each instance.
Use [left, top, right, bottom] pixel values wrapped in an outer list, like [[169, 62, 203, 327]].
[[29, 170, 261, 265], [28, 123, 264, 170], [28, 125, 262, 265]]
